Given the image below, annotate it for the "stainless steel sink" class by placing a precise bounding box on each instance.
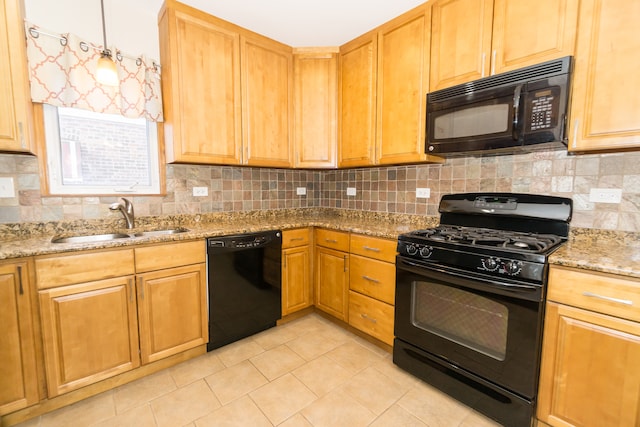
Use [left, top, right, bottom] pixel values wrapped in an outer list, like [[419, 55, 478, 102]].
[[132, 228, 189, 237], [51, 233, 132, 244]]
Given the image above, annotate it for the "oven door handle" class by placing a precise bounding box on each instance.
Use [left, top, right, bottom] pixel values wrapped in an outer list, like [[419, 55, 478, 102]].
[[398, 258, 540, 293]]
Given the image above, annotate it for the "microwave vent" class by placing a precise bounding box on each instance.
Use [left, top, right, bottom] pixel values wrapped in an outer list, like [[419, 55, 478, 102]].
[[428, 56, 572, 102]]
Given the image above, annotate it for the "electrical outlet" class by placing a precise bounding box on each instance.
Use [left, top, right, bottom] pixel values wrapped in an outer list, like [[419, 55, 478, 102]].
[[192, 186, 208, 197], [296, 187, 307, 195], [416, 188, 431, 199], [589, 188, 622, 203], [346, 187, 357, 196], [0, 177, 15, 198]]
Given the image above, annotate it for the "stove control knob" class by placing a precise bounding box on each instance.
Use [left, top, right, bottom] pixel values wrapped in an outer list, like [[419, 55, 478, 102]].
[[482, 258, 499, 271], [505, 261, 523, 275], [419, 245, 433, 258], [405, 244, 418, 255]]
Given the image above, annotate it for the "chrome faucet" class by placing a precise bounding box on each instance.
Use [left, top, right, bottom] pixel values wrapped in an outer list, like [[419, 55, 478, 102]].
[[109, 198, 135, 229]]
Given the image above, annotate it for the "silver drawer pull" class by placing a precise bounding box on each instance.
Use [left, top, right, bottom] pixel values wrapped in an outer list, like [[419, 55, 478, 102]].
[[363, 246, 380, 252], [289, 237, 304, 241], [582, 291, 633, 306], [362, 275, 380, 284], [325, 238, 338, 243], [360, 313, 377, 323]]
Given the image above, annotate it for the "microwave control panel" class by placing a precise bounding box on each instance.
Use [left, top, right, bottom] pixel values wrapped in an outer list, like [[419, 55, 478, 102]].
[[527, 86, 560, 131]]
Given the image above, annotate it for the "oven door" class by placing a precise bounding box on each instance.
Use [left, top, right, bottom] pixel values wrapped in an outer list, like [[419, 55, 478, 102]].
[[394, 256, 544, 399]]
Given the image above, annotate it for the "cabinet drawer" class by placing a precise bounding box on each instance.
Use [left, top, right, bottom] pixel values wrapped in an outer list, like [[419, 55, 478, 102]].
[[348, 291, 394, 346], [135, 240, 205, 273], [35, 249, 135, 289], [548, 266, 640, 322], [315, 228, 349, 251], [282, 228, 310, 248], [349, 255, 395, 305], [350, 234, 396, 263]]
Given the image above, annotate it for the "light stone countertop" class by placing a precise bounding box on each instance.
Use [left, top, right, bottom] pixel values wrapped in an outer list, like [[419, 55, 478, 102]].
[[2, 208, 639, 279]]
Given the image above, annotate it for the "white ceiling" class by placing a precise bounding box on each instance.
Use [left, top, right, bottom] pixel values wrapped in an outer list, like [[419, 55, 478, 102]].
[[155, 0, 428, 46]]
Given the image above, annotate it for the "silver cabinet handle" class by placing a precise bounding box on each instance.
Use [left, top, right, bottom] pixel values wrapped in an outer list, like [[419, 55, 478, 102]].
[[343, 255, 347, 272], [582, 291, 633, 306], [325, 238, 338, 243], [290, 237, 303, 242], [481, 52, 486, 78], [363, 246, 380, 253], [128, 278, 134, 302], [362, 275, 380, 284], [360, 313, 377, 324], [491, 50, 496, 75], [138, 277, 144, 300]]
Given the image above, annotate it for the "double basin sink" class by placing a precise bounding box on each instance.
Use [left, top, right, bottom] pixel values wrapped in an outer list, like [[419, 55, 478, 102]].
[[51, 228, 189, 244]]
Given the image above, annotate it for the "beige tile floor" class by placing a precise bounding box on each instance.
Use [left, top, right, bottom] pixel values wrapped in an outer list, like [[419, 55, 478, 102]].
[[16, 313, 501, 427]]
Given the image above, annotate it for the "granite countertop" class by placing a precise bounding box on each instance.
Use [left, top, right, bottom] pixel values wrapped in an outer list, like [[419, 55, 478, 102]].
[[2, 208, 640, 279], [0, 208, 437, 260]]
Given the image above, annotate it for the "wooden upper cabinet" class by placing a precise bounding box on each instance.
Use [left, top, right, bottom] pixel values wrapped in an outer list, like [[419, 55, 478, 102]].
[[293, 49, 338, 168], [0, 0, 33, 153], [339, 32, 378, 168], [568, 0, 640, 152], [430, 0, 578, 91], [159, 1, 242, 164], [241, 36, 293, 168], [376, 5, 432, 165], [430, 0, 493, 91], [491, 0, 578, 74]]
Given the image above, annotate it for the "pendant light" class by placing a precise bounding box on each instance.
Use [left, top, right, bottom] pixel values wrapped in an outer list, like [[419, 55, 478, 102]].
[[95, 0, 118, 86]]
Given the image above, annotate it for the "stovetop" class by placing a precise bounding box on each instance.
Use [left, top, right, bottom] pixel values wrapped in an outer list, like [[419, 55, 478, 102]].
[[396, 193, 573, 284]]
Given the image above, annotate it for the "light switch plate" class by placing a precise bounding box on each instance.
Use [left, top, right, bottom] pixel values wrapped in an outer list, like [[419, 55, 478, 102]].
[[296, 187, 307, 195], [346, 187, 357, 196], [0, 177, 15, 198], [416, 188, 431, 199], [589, 188, 622, 203], [192, 186, 208, 197]]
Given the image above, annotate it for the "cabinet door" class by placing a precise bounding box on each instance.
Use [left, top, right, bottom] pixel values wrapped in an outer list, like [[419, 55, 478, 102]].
[[0, 0, 33, 153], [0, 261, 38, 415], [429, 0, 494, 91], [282, 245, 311, 315], [137, 264, 208, 364], [568, 0, 640, 152], [538, 302, 640, 426], [293, 50, 338, 168], [241, 36, 293, 168], [339, 32, 377, 167], [159, 3, 242, 164], [314, 246, 349, 320], [376, 5, 432, 165], [39, 277, 140, 397], [491, 0, 578, 75]]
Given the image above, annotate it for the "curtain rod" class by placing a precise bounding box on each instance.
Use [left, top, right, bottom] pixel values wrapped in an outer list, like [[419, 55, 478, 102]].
[[27, 26, 160, 71]]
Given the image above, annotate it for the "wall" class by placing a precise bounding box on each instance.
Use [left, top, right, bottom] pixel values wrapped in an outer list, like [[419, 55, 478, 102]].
[[2, 148, 640, 231]]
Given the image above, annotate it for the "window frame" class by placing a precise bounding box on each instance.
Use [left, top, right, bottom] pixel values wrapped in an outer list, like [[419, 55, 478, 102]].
[[36, 104, 165, 197]]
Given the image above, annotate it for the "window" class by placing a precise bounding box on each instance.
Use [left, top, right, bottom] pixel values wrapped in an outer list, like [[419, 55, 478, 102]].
[[42, 105, 162, 195]]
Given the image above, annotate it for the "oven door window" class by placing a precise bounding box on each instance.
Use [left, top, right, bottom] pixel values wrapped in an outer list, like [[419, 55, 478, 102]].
[[412, 281, 508, 361]]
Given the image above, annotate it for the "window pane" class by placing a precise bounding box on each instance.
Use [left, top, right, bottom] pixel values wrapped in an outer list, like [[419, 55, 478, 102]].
[[43, 105, 160, 195]]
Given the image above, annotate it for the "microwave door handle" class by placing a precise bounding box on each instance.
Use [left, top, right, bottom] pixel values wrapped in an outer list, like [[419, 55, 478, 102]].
[[512, 84, 523, 141]]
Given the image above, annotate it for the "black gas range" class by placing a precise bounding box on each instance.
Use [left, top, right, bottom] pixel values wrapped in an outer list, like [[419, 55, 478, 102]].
[[394, 193, 572, 427]]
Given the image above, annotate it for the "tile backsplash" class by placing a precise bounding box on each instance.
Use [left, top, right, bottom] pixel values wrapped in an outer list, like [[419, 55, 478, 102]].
[[1, 148, 640, 232]]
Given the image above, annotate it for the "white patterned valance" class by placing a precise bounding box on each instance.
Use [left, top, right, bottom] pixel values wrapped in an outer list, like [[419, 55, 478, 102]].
[[25, 22, 163, 122]]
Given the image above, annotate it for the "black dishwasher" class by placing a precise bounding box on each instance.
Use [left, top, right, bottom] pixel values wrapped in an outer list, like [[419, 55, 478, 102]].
[[206, 230, 282, 351]]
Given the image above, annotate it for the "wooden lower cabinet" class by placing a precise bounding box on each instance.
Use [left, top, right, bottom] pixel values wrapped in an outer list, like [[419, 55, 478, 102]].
[[35, 241, 207, 397], [537, 266, 640, 427], [315, 245, 349, 321], [282, 228, 312, 315], [137, 264, 208, 364], [348, 291, 394, 345], [39, 276, 140, 397], [0, 260, 38, 415]]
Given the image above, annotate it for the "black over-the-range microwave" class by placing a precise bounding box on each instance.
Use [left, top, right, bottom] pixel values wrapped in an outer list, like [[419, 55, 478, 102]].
[[425, 56, 572, 156]]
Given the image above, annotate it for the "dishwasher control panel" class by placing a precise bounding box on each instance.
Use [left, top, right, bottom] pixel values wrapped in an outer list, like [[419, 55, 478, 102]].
[[207, 231, 282, 250]]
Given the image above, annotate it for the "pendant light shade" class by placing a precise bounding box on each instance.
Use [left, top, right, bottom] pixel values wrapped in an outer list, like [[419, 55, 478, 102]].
[[96, 0, 118, 86]]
